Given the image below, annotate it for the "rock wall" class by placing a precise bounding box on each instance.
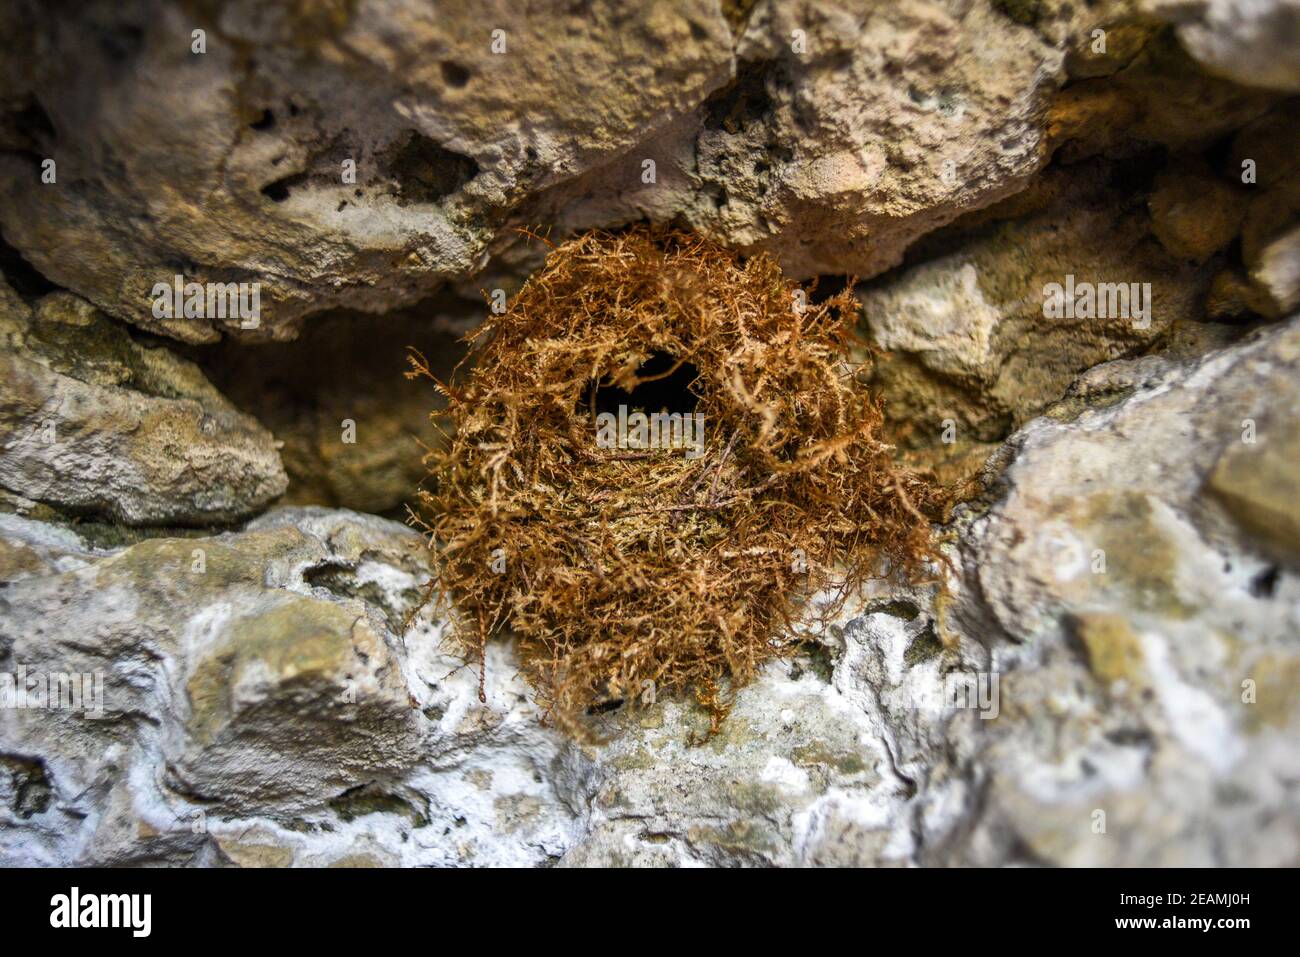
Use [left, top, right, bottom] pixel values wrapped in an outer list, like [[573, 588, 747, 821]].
[[1, 0, 1298, 866], [4, 316, 1297, 865]]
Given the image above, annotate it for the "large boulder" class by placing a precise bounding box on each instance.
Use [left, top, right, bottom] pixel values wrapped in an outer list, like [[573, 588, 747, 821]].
[[1146, 0, 1300, 92], [0, 0, 735, 341], [0, 286, 287, 525], [520, 0, 1078, 280], [0, 0, 1161, 340], [856, 159, 1215, 478]]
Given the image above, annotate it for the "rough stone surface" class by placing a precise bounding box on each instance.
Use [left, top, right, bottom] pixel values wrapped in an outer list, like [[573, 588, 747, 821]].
[[1148, 0, 1300, 92], [858, 160, 1208, 460], [1206, 351, 1300, 556], [1251, 223, 1300, 313], [941, 317, 1300, 864], [195, 303, 468, 515], [2, 0, 1299, 871], [0, 0, 1136, 341], [1148, 161, 1248, 262], [0, 508, 579, 865], [1046, 23, 1281, 161], [0, 286, 287, 525], [517, 0, 1078, 283], [0, 0, 735, 341], [1223, 103, 1300, 314], [3, 315, 1298, 865]]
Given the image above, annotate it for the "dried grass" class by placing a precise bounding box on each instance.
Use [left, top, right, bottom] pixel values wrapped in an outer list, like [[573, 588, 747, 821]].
[[407, 227, 948, 737]]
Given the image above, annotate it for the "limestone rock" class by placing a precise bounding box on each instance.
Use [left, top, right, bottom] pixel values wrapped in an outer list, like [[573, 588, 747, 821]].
[[859, 160, 1205, 453], [1223, 104, 1300, 314], [1147, 0, 1300, 92], [1205, 267, 1276, 319], [521, 0, 1076, 281], [0, 0, 735, 341], [1148, 162, 1248, 262], [557, 636, 914, 867], [1045, 25, 1281, 162], [196, 304, 469, 514], [1065, 20, 1155, 79], [0, 289, 287, 525], [1250, 223, 1300, 314], [0, 511, 99, 584], [0, 508, 578, 865], [941, 316, 1300, 864], [0, 0, 1129, 340], [1207, 361, 1300, 556], [2, 433, 1297, 866], [0, 509, 424, 859], [4, 0, 1289, 341], [972, 318, 1300, 642]]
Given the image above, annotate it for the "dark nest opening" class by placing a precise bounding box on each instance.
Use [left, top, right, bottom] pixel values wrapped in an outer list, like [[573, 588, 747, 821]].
[[589, 350, 701, 418], [407, 227, 950, 738]]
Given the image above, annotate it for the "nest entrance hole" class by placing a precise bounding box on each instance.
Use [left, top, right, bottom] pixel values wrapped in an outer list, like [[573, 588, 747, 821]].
[[588, 351, 701, 419]]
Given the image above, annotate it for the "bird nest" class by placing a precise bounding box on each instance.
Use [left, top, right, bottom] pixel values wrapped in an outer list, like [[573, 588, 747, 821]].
[[407, 227, 948, 738]]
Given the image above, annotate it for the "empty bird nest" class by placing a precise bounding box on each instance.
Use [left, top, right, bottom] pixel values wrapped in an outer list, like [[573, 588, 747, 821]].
[[407, 226, 950, 738]]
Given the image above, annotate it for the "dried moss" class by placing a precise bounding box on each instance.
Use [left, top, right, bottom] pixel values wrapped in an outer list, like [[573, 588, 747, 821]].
[[408, 227, 948, 737]]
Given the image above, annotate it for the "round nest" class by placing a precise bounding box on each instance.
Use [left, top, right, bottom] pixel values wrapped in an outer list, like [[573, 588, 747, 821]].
[[408, 227, 948, 736]]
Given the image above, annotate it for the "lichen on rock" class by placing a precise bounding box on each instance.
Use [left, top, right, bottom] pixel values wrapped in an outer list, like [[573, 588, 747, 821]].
[[0, 284, 287, 525]]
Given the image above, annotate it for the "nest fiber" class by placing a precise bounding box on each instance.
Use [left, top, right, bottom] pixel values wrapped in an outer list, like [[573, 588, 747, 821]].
[[408, 227, 947, 735]]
